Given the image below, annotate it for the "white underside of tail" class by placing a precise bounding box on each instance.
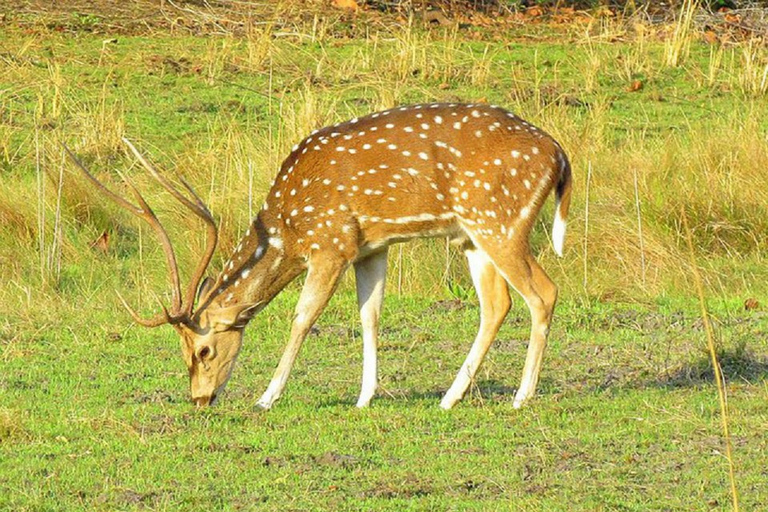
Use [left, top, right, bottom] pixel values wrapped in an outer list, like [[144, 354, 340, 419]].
[[552, 208, 566, 257]]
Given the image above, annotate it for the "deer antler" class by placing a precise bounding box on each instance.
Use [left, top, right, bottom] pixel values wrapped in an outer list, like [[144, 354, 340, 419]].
[[121, 139, 218, 317], [63, 140, 218, 326]]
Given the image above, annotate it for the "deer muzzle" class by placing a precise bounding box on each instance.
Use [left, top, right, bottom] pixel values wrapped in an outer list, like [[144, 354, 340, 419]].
[[193, 393, 217, 408]]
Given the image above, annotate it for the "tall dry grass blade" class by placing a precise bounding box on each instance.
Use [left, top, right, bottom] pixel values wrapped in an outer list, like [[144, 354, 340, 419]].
[[442, 238, 451, 291], [397, 245, 403, 297], [738, 39, 768, 97], [583, 160, 592, 291], [664, 0, 700, 68], [50, 148, 65, 283], [35, 129, 45, 285], [706, 44, 724, 88], [248, 160, 254, 220], [681, 206, 740, 512], [633, 168, 646, 288]]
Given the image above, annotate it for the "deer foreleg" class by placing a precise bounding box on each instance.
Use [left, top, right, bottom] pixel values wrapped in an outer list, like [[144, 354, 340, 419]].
[[256, 255, 347, 409]]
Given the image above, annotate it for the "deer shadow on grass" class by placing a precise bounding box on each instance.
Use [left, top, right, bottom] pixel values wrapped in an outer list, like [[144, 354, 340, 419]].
[[591, 347, 768, 395], [314, 348, 768, 409], [649, 348, 768, 389], [315, 380, 524, 409], [408, 348, 767, 404]]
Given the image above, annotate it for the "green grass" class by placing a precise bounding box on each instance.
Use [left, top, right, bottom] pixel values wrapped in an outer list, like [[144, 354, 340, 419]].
[[2, 295, 766, 510], [1, 8, 767, 511]]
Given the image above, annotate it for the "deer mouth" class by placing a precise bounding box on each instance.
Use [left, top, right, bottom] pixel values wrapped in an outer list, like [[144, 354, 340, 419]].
[[193, 393, 217, 407]]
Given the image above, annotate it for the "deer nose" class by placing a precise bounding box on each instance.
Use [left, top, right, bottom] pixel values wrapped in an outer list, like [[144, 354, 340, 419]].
[[193, 394, 216, 407]]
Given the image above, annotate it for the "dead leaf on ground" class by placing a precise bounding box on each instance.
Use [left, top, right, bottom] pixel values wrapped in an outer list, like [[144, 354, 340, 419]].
[[704, 30, 719, 44], [526, 6, 544, 17], [744, 298, 759, 311], [332, 0, 358, 12], [90, 230, 110, 253], [595, 7, 615, 17], [470, 13, 493, 28], [627, 80, 643, 92], [421, 10, 452, 26]]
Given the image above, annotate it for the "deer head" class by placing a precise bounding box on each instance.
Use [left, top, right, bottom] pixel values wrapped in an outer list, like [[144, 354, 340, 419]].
[[65, 140, 256, 407]]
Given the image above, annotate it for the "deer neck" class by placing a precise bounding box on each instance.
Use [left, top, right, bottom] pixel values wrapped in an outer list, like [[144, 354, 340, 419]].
[[203, 212, 303, 316]]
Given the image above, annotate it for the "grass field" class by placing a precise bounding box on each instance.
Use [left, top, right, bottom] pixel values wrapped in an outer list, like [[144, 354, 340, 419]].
[[1, 3, 767, 510]]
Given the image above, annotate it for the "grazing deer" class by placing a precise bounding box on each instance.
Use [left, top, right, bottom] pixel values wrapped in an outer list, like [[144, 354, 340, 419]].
[[67, 102, 572, 410]]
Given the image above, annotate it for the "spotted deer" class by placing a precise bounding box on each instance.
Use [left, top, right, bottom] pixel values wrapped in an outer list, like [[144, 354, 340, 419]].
[[67, 102, 572, 410]]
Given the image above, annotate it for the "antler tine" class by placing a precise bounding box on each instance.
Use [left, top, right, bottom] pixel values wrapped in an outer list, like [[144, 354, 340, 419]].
[[63, 142, 185, 325], [62, 143, 141, 216], [122, 138, 201, 213], [116, 291, 171, 327], [120, 175, 183, 314], [122, 137, 219, 316], [178, 176, 218, 312]]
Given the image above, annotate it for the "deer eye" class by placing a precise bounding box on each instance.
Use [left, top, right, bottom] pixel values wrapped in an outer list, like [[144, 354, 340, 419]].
[[197, 346, 212, 360]]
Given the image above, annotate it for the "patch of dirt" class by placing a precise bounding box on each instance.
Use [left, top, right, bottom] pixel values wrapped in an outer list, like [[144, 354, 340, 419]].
[[115, 488, 173, 509], [131, 390, 179, 404], [3, 0, 763, 44], [361, 473, 433, 499], [132, 413, 179, 435], [512, 84, 591, 110], [261, 451, 366, 472], [309, 324, 354, 338], [0, 0, 372, 37], [426, 298, 467, 312], [146, 55, 196, 75], [313, 451, 361, 469], [491, 338, 527, 353], [262, 455, 291, 468]]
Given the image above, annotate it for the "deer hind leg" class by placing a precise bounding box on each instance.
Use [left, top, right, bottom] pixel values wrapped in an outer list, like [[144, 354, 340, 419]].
[[353, 249, 388, 408], [256, 254, 348, 409], [512, 254, 557, 408], [485, 245, 558, 409], [440, 247, 511, 410]]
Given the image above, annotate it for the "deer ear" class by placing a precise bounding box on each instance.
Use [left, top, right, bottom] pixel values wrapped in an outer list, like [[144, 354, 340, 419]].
[[197, 277, 215, 303], [205, 302, 263, 332]]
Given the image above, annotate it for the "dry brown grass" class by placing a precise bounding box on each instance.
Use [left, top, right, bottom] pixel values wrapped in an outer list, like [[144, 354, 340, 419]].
[[2, 7, 767, 312]]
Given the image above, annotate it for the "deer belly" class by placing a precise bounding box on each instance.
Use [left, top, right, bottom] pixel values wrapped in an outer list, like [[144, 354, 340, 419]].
[[355, 212, 464, 258]]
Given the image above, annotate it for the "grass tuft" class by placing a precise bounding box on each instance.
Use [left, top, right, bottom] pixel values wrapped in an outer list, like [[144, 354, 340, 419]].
[[0, 408, 27, 442]]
